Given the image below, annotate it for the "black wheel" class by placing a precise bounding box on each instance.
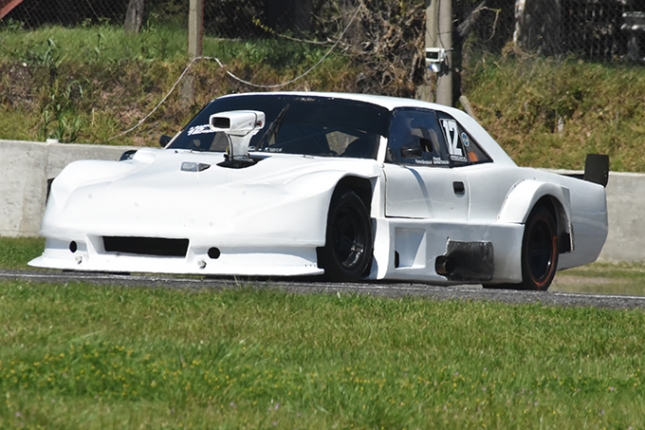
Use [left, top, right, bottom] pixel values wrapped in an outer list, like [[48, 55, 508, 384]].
[[520, 205, 558, 290], [483, 205, 558, 291], [318, 188, 373, 282]]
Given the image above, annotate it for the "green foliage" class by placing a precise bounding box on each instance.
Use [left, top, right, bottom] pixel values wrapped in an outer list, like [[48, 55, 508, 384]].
[[1, 280, 645, 428], [464, 55, 645, 172], [0, 25, 350, 147], [3, 25, 645, 170], [39, 80, 84, 142]]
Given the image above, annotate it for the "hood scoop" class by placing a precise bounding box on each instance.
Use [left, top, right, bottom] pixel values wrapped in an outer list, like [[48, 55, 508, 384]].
[[210, 110, 266, 169]]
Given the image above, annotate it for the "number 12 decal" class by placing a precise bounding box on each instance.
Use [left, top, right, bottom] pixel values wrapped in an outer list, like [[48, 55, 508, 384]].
[[439, 118, 463, 157]]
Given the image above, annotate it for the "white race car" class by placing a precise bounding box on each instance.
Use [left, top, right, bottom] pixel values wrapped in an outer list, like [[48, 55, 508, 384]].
[[30, 92, 609, 290]]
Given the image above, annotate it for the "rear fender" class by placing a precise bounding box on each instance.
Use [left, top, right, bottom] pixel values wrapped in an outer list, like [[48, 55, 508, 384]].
[[498, 180, 573, 251]]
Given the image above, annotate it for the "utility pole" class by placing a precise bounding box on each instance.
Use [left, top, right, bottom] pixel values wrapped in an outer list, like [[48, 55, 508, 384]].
[[183, 0, 203, 109], [188, 0, 203, 57], [420, 0, 453, 106], [417, 0, 438, 102], [436, 0, 453, 106]]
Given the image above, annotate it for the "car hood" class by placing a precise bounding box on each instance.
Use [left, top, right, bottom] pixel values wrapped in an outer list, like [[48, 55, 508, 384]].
[[42, 148, 381, 245]]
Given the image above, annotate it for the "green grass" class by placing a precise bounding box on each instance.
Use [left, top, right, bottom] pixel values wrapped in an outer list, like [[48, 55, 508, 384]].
[[0, 237, 45, 270], [465, 55, 645, 172], [0, 24, 339, 70], [2, 238, 645, 427], [0, 25, 350, 147], [551, 263, 645, 296], [2, 280, 645, 429]]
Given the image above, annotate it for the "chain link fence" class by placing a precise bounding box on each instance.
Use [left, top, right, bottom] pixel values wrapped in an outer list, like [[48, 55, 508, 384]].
[[2, 0, 644, 61]]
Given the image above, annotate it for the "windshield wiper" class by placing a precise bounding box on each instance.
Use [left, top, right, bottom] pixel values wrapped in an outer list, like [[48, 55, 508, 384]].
[[255, 104, 290, 151]]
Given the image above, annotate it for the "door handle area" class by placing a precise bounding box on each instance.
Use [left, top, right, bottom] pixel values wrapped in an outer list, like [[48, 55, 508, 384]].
[[453, 181, 465, 194]]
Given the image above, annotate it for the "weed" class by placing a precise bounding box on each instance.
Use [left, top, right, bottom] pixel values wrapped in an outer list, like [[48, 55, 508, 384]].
[[38, 80, 84, 142]]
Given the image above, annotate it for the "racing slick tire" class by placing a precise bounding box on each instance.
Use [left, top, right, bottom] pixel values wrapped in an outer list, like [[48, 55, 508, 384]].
[[484, 204, 558, 291], [318, 188, 373, 282]]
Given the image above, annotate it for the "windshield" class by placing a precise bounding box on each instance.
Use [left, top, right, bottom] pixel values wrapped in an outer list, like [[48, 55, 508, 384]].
[[167, 94, 390, 160]]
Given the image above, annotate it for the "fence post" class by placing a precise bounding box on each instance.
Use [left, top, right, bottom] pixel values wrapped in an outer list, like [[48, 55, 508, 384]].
[[436, 0, 453, 106], [417, 0, 439, 102], [188, 0, 203, 57]]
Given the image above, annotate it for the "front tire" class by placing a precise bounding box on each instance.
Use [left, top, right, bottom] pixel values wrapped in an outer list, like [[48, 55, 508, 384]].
[[318, 188, 373, 282]]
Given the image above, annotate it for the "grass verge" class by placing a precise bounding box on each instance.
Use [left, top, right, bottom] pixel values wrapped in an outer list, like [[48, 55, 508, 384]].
[[0, 237, 45, 270], [465, 55, 645, 172], [551, 263, 645, 296], [2, 280, 645, 429], [0, 25, 351, 147]]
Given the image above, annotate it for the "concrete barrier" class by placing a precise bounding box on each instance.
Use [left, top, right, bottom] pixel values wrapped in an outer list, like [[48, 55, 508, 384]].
[[599, 172, 645, 263], [0, 139, 642, 262], [0, 140, 134, 237]]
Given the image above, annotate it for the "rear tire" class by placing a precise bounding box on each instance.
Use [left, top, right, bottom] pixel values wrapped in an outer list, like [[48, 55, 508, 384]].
[[483, 205, 558, 291], [520, 205, 558, 290], [318, 188, 373, 282]]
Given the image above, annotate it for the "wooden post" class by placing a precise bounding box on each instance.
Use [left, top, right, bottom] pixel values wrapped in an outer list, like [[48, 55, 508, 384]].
[[188, 0, 203, 58], [417, 0, 438, 102], [436, 0, 452, 106], [183, 0, 203, 109], [124, 0, 145, 33]]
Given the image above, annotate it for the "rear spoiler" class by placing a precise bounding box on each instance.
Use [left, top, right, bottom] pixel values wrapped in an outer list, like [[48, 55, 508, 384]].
[[561, 154, 609, 188], [584, 154, 609, 187]]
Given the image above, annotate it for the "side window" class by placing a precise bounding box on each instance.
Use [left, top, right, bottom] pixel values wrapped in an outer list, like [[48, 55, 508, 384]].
[[386, 109, 450, 167], [437, 113, 492, 166]]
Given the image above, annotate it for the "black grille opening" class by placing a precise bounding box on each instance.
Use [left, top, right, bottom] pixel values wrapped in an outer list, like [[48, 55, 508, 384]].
[[103, 237, 189, 257]]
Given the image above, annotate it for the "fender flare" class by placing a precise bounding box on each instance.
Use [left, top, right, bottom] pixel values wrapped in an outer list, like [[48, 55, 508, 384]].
[[497, 179, 573, 251]]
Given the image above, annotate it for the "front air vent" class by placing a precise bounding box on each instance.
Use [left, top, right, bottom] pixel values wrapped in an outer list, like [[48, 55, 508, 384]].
[[103, 236, 189, 257]]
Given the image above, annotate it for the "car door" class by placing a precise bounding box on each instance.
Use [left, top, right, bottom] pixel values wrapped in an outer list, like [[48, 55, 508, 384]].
[[383, 108, 469, 221]]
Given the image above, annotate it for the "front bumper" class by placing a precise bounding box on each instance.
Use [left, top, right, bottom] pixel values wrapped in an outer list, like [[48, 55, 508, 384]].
[[29, 237, 323, 276]]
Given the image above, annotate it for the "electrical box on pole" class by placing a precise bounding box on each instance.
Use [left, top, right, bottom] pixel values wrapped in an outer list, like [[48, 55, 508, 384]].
[[435, 0, 453, 106], [422, 0, 453, 106]]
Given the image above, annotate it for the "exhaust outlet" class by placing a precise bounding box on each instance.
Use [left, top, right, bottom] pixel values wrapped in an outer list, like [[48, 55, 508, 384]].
[[435, 256, 456, 276], [435, 241, 494, 282]]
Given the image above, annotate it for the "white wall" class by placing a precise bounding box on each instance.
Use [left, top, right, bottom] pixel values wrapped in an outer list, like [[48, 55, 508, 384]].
[[0, 140, 133, 237], [0, 139, 642, 263]]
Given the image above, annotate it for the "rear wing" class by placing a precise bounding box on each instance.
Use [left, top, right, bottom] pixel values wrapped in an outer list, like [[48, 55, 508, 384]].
[[561, 154, 609, 188], [583, 154, 609, 188]]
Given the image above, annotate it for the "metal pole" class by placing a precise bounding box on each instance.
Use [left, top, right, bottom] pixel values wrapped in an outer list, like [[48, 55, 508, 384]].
[[188, 0, 203, 58], [436, 0, 453, 106]]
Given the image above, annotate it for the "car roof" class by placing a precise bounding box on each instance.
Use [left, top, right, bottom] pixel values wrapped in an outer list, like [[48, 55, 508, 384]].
[[216, 91, 517, 166], [220, 91, 458, 112]]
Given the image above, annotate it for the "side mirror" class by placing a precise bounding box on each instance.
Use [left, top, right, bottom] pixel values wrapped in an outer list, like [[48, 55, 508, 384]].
[[400, 146, 423, 158], [119, 149, 137, 161], [159, 134, 172, 147]]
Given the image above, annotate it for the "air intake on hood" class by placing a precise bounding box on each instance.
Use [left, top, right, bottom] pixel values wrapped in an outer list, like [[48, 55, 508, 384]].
[[103, 237, 189, 257]]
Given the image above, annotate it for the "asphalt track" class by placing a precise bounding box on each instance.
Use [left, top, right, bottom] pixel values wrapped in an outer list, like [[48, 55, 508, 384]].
[[1, 269, 645, 310]]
